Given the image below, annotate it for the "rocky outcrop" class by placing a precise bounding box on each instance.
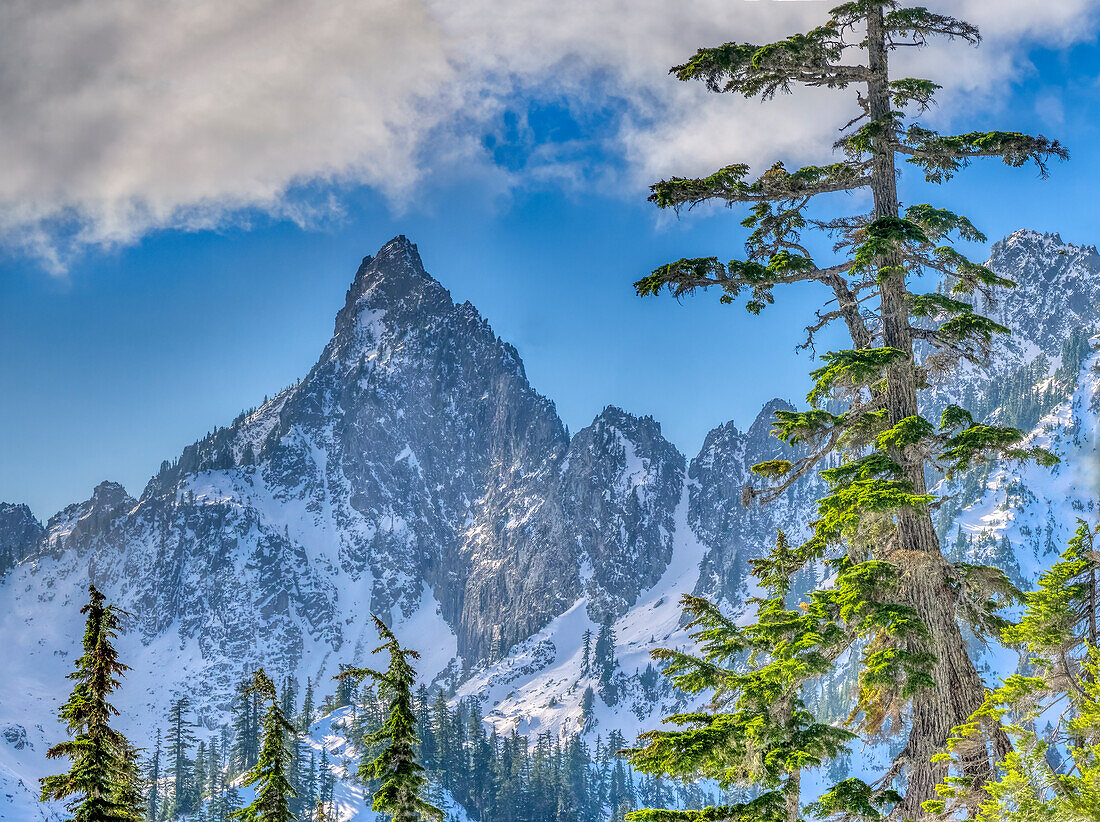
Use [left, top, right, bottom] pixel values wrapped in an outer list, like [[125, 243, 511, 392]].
[[0, 503, 42, 575]]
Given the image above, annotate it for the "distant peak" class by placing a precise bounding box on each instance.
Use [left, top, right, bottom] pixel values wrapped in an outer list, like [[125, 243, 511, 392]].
[[89, 481, 134, 510], [331, 236, 450, 344], [748, 398, 795, 441], [376, 234, 420, 260], [990, 229, 1100, 279], [595, 405, 638, 424], [996, 228, 1096, 256], [350, 235, 431, 290], [1006, 228, 1057, 243]]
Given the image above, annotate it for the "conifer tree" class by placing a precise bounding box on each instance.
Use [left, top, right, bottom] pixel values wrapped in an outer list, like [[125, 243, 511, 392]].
[[581, 687, 596, 726], [298, 681, 315, 734], [336, 615, 443, 822], [195, 740, 208, 809], [220, 786, 244, 822], [147, 730, 162, 822], [40, 583, 142, 822], [167, 696, 198, 817], [595, 618, 618, 705], [208, 738, 222, 802], [113, 740, 146, 822], [929, 521, 1100, 820], [280, 677, 297, 724], [299, 749, 317, 820], [317, 748, 333, 814], [631, 1, 1065, 816], [332, 664, 357, 710], [232, 668, 297, 822], [233, 678, 261, 774], [625, 532, 860, 822]]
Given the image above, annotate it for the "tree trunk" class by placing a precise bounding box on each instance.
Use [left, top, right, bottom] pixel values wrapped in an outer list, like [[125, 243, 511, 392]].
[[786, 766, 802, 822], [866, 8, 993, 818]]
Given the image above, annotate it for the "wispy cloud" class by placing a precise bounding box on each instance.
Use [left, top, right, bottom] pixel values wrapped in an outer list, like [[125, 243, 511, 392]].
[[2, 0, 1096, 271]]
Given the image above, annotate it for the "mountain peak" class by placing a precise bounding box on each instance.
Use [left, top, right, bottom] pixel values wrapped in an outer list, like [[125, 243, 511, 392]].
[[349, 235, 434, 294], [352, 234, 424, 275], [330, 236, 450, 351], [0, 503, 44, 574], [993, 228, 1100, 265]]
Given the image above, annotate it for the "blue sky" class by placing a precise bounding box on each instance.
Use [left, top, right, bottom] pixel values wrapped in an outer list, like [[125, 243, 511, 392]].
[[2, 1, 1099, 518]]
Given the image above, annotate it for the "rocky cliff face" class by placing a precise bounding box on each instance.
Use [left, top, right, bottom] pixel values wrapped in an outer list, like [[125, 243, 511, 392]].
[[0, 502, 43, 575], [1, 229, 1097, 821], [560, 407, 685, 623], [0, 237, 695, 730], [688, 398, 822, 606]]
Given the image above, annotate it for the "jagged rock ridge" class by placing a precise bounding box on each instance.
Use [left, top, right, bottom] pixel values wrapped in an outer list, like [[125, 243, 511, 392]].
[[0, 229, 1097, 821]]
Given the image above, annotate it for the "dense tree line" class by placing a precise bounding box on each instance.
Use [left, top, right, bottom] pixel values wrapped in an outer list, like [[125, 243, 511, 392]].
[[117, 631, 708, 822]]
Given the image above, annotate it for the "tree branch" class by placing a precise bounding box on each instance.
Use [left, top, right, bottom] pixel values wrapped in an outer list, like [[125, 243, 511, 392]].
[[651, 161, 871, 210]]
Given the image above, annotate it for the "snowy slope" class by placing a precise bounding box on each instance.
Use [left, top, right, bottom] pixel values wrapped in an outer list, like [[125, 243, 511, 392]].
[[951, 340, 1100, 579]]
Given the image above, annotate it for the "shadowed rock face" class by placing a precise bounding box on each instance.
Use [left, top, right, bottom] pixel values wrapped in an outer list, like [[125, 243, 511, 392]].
[[0, 503, 43, 575], [560, 407, 685, 624]]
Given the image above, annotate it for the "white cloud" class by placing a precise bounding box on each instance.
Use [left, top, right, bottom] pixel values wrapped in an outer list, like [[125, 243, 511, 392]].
[[1, 0, 1096, 270]]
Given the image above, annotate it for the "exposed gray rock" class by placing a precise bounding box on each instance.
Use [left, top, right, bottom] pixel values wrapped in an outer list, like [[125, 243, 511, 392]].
[[1, 725, 29, 751], [0, 503, 42, 576], [560, 407, 685, 623]]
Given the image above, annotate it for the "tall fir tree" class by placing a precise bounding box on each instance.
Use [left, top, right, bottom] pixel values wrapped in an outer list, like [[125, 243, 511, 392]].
[[581, 629, 594, 678], [220, 786, 244, 822], [298, 681, 315, 735], [332, 664, 357, 710], [40, 583, 142, 822], [232, 668, 297, 822], [194, 740, 208, 810], [594, 619, 616, 686], [166, 696, 198, 817], [280, 676, 298, 724], [113, 740, 146, 822], [336, 615, 443, 822], [147, 729, 162, 822], [208, 738, 222, 803], [630, 1, 1065, 816], [299, 748, 317, 820], [232, 677, 261, 775], [317, 747, 333, 814]]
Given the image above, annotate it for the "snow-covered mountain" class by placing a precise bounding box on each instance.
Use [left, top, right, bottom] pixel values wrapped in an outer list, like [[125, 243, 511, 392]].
[[1, 230, 1097, 820]]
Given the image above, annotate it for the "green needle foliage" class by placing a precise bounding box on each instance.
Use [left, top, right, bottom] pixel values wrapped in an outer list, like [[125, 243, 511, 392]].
[[929, 522, 1100, 821], [624, 532, 900, 822], [112, 741, 145, 822], [337, 615, 443, 822], [232, 669, 297, 822], [631, 1, 1065, 817], [41, 583, 143, 822]]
